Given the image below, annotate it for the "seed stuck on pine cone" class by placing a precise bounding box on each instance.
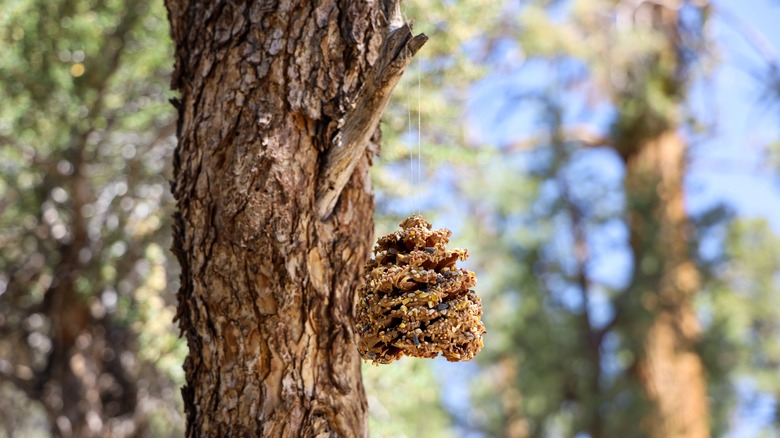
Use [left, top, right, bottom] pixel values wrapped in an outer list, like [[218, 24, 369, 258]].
[[356, 215, 486, 364]]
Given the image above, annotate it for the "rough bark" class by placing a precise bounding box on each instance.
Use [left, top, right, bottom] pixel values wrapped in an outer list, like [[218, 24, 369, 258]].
[[166, 1, 424, 435], [624, 131, 709, 438]]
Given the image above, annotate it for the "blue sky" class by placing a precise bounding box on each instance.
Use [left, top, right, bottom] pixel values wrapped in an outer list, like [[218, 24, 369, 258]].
[[687, 0, 780, 232]]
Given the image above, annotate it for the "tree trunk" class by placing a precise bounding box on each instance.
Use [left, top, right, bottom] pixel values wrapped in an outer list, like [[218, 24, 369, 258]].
[[41, 284, 139, 437], [166, 1, 423, 435], [35, 123, 141, 438], [624, 130, 709, 438]]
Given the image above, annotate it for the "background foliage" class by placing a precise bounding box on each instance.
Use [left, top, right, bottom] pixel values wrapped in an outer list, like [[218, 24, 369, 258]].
[[0, 0, 183, 435]]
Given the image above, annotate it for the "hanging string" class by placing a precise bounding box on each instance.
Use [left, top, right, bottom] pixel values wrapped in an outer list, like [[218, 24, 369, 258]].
[[417, 56, 422, 214], [402, 4, 421, 214], [406, 59, 415, 212]]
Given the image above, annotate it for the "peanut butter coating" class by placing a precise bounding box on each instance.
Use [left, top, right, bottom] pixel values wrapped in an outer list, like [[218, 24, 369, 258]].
[[356, 215, 486, 364]]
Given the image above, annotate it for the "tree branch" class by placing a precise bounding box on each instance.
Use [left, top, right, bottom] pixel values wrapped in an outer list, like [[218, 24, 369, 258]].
[[506, 125, 613, 152], [316, 23, 427, 220]]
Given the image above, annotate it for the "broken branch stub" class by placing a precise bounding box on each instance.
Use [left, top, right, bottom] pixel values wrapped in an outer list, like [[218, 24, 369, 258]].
[[316, 23, 428, 220]]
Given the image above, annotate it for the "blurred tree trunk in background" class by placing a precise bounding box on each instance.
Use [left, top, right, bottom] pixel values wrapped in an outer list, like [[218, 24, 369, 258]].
[[165, 0, 418, 435], [615, 3, 708, 437], [623, 131, 708, 437], [34, 8, 146, 435]]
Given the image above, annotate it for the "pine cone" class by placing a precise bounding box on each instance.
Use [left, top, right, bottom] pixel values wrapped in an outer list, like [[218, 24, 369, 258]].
[[356, 215, 486, 364]]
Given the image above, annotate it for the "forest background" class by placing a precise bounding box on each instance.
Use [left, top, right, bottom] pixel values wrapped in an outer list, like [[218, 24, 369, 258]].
[[1, 0, 779, 436]]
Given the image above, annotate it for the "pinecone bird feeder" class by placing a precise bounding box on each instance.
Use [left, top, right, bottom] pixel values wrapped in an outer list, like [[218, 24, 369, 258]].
[[356, 215, 486, 364]]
